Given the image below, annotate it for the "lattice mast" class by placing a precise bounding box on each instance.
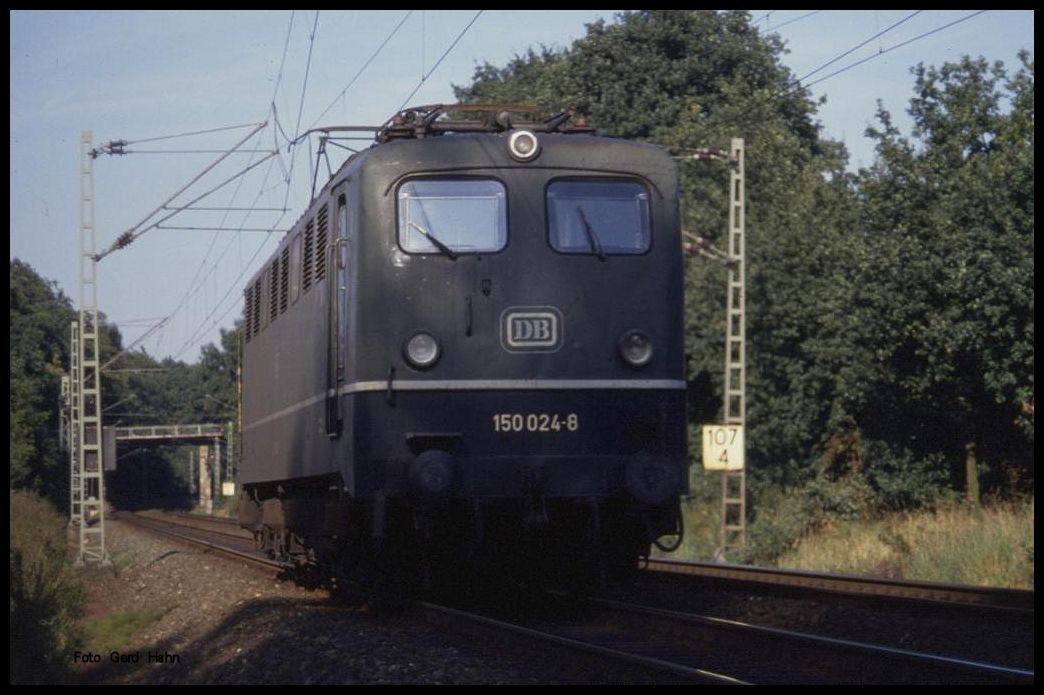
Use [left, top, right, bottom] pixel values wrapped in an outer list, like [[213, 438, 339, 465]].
[[721, 138, 746, 556], [75, 131, 109, 565]]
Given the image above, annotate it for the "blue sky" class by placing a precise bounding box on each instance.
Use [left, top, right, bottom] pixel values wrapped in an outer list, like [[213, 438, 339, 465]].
[[9, 10, 1034, 363]]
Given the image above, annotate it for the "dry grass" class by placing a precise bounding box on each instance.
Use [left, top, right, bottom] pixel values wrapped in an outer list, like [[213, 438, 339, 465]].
[[778, 498, 1034, 588], [10, 489, 88, 683]]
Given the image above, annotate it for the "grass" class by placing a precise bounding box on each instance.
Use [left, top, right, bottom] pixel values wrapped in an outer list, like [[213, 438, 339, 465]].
[[652, 495, 724, 561], [79, 607, 173, 656], [658, 490, 1033, 589], [777, 498, 1034, 588], [74, 519, 174, 657], [10, 490, 88, 683], [110, 547, 139, 575]]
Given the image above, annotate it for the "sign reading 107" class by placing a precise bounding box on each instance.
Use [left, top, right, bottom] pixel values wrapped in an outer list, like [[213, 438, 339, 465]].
[[701, 424, 745, 471]]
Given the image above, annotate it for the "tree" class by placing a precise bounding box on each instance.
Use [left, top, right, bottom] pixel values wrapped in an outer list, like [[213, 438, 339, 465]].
[[10, 260, 76, 505], [854, 53, 1034, 498], [10, 258, 243, 510]]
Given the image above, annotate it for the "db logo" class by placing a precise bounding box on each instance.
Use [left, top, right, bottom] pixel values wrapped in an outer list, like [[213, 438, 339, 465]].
[[501, 307, 563, 352]]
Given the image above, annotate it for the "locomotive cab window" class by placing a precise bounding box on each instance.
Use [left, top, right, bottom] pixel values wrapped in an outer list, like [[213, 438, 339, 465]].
[[397, 179, 507, 254], [547, 180, 651, 255]]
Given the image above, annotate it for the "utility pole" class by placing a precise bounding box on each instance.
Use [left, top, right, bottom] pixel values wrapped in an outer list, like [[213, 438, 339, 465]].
[[68, 123, 265, 534], [682, 138, 747, 559], [68, 322, 83, 528], [59, 375, 70, 453], [721, 138, 747, 557], [75, 130, 110, 565]]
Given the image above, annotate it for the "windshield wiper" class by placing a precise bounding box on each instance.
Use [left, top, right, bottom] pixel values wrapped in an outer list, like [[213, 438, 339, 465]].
[[576, 206, 607, 262], [408, 221, 458, 260]]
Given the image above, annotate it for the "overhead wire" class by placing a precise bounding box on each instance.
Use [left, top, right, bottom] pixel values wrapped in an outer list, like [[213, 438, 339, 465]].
[[292, 11, 322, 142], [117, 121, 265, 146], [395, 10, 484, 113], [160, 137, 276, 307], [795, 11, 923, 84], [166, 145, 286, 360], [170, 220, 283, 360], [802, 10, 989, 90], [269, 13, 298, 186], [174, 9, 415, 360], [282, 10, 322, 213], [94, 121, 268, 262], [102, 146, 277, 261], [306, 10, 415, 131], [122, 149, 274, 154], [270, 10, 297, 119], [90, 10, 306, 363], [109, 10, 994, 364], [155, 10, 302, 360], [706, 10, 993, 136], [169, 115, 291, 359], [764, 10, 822, 33], [98, 120, 274, 358]]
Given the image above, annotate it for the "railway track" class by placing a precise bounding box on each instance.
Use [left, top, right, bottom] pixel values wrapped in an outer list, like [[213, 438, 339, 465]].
[[419, 583, 1032, 684], [116, 509, 1034, 683], [116, 510, 284, 574], [637, 556, 1034, 673], [644, 557, 1034, 615], [418, 590, 1032, 684], [419, 600, 746, 684], [586, 595, 1033, 684]]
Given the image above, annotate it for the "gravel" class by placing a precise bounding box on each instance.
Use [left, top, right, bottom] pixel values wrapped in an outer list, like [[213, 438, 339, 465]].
[[633, 572, 1035, 670], [72, 518, 580, 684], [70, 519, 1033, 683]]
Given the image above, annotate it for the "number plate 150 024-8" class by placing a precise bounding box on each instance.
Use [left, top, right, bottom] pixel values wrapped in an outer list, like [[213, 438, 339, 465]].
[[492, 412, 579, 433]]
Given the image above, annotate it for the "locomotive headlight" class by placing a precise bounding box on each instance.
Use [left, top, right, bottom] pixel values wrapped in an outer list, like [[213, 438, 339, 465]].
[[507, 130, 540, 162], [618, 329, 654, 367], [409, 450, 457, 498], [404, 332, 440, 369]]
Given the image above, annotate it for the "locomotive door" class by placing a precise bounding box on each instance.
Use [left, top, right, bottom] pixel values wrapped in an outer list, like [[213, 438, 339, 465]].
[[325, 193, 349, 437]]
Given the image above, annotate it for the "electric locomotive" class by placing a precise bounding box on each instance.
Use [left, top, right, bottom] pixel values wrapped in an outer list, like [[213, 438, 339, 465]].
[[237, 105, 688, 593]]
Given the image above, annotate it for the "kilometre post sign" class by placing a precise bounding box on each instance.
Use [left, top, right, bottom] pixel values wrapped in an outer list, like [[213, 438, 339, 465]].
[[701, 424, 744, 471]]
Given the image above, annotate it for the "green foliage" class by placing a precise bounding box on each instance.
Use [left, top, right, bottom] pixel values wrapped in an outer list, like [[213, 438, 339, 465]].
[[861, 440, 949, 511], [9, 489, 87, 684], [742, 469, 877, 565], [101, 323, 240, 429], [103, 325, 241, 509], [10, 258, 242, 511], [855, 52, 1034, 494], [778, 498, 1034, 588], [10, 260, 77, 506]]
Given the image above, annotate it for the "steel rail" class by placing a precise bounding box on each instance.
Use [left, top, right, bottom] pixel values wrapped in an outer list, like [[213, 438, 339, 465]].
[[644, 557, 1033, 614], [119, 512, 284, 573], [418, 601, 747, 684], [590, 595, 1035, 685]]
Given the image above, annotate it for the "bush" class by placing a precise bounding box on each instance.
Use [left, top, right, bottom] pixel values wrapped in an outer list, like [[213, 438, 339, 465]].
[[742, 471, 877, 566], [10, 489, 86, 684], [741, 483, 820, 565], [862, 440, 949, 511]]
